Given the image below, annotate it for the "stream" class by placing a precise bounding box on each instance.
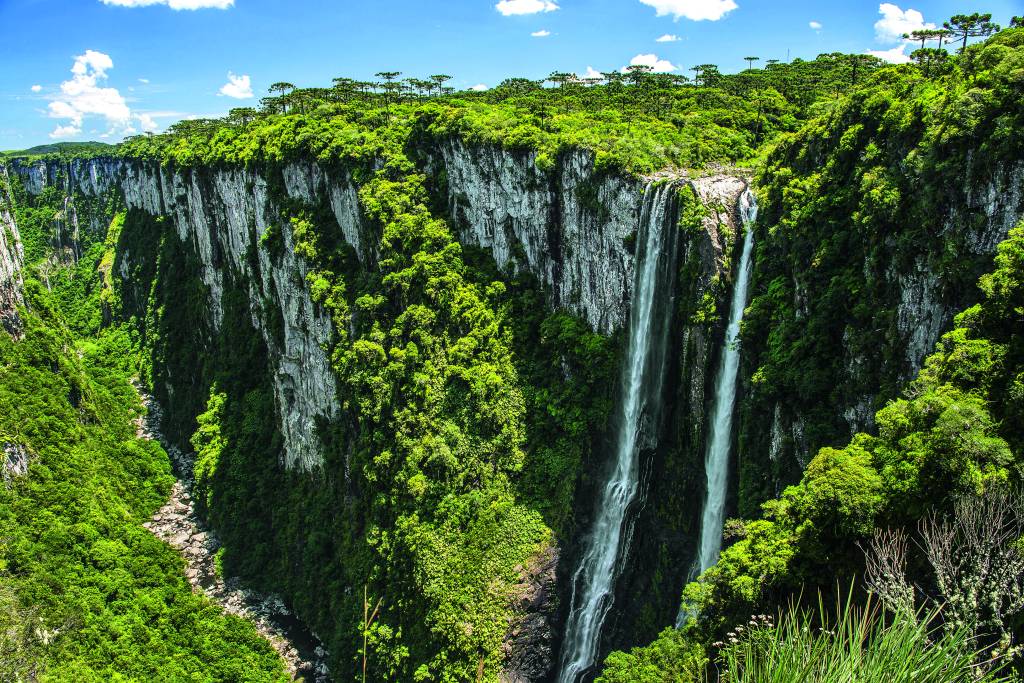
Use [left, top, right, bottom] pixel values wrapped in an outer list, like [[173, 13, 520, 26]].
[[135, 386, 331, 682]]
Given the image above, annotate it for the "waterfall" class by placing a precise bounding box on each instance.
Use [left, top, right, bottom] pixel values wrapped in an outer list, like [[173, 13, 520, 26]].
[[695, 188, 758, 575], [558, 182, 679, 683]]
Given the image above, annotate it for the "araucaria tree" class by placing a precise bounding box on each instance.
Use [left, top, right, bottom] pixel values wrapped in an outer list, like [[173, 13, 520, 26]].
[[944, 13, 1000, 52]]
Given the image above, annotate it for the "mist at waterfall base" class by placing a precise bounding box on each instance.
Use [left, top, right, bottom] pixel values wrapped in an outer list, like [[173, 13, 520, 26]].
[[557, 183, 679, 683], [676, 189, 758, 627]]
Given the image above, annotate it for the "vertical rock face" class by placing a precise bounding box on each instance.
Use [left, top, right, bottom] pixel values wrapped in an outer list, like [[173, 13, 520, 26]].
[[741, 158, 1024, 497], [894, 161, 1024, 378], [0, 168, 25, 336], [11, 157, 348, 471], [428, 141, 643, 334], [10, 150, 754, 680]]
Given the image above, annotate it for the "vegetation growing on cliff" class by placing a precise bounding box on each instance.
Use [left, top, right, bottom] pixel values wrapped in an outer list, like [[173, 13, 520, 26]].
[[117, 51, 881, 176], [737, 26, 1024, 502], [3, 19, 1022, 683], [0, 199, 286, 679]]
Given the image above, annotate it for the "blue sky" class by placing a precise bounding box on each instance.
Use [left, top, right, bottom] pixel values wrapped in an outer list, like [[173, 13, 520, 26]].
[[0, 0, 1019, 148]]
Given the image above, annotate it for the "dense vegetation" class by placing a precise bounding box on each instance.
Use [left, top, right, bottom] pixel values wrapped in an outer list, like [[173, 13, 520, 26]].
[[97, 37, 889, 683], [2, 18, 1021, 683], [600, 28, 1024, 681], [738, 25, 1024, 499], [1, 141, 114, 159], [0, 185, 286, 679]]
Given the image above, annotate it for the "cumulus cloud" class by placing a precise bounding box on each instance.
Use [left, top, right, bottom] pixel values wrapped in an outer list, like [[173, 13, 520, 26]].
[[30, 84, 42, 92], [50, 124, 82, 139], [866, 45, 912, 63], [638, 0, 736, 21], [100, 0, 234, 9], [809, 20, 822, 30], [624, 53, 678, 73], [218, 72, 253, 99], [874, 3, 933, 43], [495, 0, 558, 16], [531, 29, 551, 37], [47, 50, 145, 139], [580, 66, 603, 79], [470, 84, 489, 91], [656, 33, 681, 41], [136, 112, 159, 132]]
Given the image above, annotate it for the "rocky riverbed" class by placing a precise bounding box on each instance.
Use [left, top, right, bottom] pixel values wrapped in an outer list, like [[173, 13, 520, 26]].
[[135, 388, 331, 682]]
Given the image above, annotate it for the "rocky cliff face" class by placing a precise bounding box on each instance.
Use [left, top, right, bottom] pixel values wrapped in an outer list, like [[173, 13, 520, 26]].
[[738, 158, 1024, 507], [0, 167, 25, 336], [427, 140, 646, 335], [11, 157, 341, 471], [9, 150, 753, 679]]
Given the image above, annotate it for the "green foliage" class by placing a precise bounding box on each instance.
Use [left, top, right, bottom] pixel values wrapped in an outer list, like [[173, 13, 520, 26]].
[[739, 27, 1024, 504], [0, 285, 286, 680], [115, 50, 895, 177], [601, 221, 1024, 680], [714, 597, 1004, 683]]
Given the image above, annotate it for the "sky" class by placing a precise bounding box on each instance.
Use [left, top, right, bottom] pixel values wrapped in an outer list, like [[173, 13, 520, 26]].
[[0, 0, 1020, 149]]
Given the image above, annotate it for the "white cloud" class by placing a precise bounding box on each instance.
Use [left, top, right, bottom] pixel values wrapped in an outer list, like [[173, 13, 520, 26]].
[[531, 29, 551, 37], [809, 20, 822, 30], [470, 84, 488, 91], [138, 77, 150, 83], [623, 53, 678, 73], [656, 33, 681, 42], [218, 72, 253, 99], [866, 45, 912, 63], [50, 124, 82, 139], [100, 0, 233, 9], [48, 50, 139, 139], [30, 84, 42, 92], [495, 0, 558, 16], [638, 0, 737, 21], [580, 66, 603, 79], [136, 112, 159, 132], [874, 3, 933, 43]]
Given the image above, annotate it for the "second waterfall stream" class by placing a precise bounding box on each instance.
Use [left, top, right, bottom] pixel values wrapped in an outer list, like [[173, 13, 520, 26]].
[[695, 188, 758, 575], [558, 182, 680, 683]]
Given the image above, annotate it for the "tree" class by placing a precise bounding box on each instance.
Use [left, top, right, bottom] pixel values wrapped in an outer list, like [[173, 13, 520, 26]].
[[690, 63, 720, 88], [1011, 16, 1023, 29], [429, 74, 452, 97], [743, 55, 760, 70], [546, 71, 575, 88], [944, 13, 1000, 53], [863, 489, 1024, 670], [267, 81, 296, 113], [911, 47, 950, 77], [375, 71, 402, 121], [848, 54, 876, 86], [227, 107, 257, 126], [268, 81, 295, 97]]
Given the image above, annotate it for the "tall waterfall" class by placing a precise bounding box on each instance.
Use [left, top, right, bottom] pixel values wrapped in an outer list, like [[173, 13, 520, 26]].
[[695, 188, 758, 575], [558, 182, 679, 683]]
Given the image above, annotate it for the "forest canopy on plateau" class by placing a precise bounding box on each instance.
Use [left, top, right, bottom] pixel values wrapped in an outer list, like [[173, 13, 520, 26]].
[[1, 16, 1023, 683]]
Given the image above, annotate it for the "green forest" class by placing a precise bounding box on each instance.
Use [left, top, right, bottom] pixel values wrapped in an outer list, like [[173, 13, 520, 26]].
[[1, 7, 1023, 683]]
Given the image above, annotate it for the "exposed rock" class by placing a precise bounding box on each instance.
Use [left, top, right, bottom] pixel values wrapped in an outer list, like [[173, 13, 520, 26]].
[[135, 388, 331, 682], [2, 442, 31, 487], [501, 545, 559, 683], [0, 167, 25, 336], [12, 157, 340, 471], [429, 141, 643, 334]]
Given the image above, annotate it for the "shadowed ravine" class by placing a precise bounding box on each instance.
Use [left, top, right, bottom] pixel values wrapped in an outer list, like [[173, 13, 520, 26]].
[[134, 386, 332, 682]]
